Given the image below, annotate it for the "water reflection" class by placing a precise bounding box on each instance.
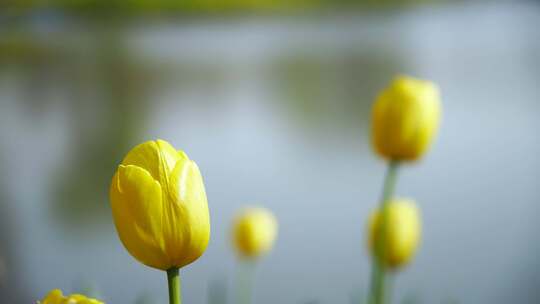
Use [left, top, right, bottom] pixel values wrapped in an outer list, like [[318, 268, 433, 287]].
[[273, 46, 408, 131], [0, 152, 28, 302], [51, 30, 151, 231]]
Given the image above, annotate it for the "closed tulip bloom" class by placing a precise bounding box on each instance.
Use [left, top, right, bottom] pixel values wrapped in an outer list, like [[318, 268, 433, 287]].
[[368, 199, 421, 269], [233, 207, 278, 258], [371, 75, 441, 161], [39, 289, 103, 304], [110, 139, 210, 271]]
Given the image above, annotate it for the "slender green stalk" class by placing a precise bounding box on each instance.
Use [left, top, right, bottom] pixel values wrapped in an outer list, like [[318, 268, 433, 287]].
[[236, 259, 256, 304], [167, 267, 182, 304], [368, 161, 400, 304]]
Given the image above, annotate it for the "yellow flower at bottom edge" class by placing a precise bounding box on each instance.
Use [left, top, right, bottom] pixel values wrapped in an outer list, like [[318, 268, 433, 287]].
[[368, 199, 421, 269], [110, 139, 211, 271], [371, 75, 442, 161], [233, 207, 278, 259], [39, 289, 104, 304]]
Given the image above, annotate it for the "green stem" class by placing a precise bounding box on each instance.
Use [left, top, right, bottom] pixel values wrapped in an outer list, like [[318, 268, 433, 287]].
[[236, 260, 256, 304], [167, 267, 182, 304], [368, 161, 400, 304]]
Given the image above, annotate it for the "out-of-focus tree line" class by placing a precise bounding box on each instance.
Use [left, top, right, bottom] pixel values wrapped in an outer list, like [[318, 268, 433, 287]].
[[1, 0, 444, 15]]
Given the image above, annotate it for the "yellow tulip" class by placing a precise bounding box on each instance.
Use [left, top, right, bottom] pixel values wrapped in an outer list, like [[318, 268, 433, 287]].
[[233, 207, 278, 258], [371, 75, 441, 161], [368, 199, 421, 269], [39, 289, 103, 304], [110, 139, 210, 270]]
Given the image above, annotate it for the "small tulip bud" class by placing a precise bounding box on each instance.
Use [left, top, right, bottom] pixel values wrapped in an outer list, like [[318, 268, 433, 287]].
[[232, 207, 278, 259], [368, 199, 421, 269], [371, 75, 442, 161], [39, 289, 104, 304]]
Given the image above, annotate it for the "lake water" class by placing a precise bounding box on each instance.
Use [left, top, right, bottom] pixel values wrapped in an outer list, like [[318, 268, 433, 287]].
[[0, 2, 539, 303]]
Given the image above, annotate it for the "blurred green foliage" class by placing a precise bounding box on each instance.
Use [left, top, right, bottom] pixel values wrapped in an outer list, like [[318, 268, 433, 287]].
[[0, 29, 154, 232], [272, 47, 410, 133], [2, 0, 443, 16]]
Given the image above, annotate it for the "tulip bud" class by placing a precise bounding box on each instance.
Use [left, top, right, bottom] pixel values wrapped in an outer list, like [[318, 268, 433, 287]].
[[110, 139, 210, 271], [232, 207, 278, 259], [371, 75, 441, 161], [368, 199, 421, 269], [39, 289, 103, 304]]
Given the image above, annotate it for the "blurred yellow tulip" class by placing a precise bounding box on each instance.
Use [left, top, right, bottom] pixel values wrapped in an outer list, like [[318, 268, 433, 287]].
[[368, 199, 421, 269], [371, 75, 441, 161], [233, 207, 278, 258], [39, 289, 103, 304], [110, 139, 210, 270]]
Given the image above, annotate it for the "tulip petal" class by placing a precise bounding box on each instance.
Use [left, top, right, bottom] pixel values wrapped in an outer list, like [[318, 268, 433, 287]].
[[121, 140, 182, 185], [110, 164, 170, 269], [166, 159, 210, 267], [41, 289, 64, 304], [156, 139, 185, 171], [39, 289, 104, 304]]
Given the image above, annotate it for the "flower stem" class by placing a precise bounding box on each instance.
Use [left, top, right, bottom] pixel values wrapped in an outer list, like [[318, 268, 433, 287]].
[[368, 160, 400, 304], [167, 267, 182, 304], [236, 260, 256, 304]]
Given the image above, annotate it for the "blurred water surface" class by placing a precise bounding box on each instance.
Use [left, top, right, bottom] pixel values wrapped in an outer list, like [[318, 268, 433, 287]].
[[0, 1, 539, 303]]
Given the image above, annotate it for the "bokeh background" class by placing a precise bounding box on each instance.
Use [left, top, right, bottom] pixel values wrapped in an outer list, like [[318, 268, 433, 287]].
[[1, 0, 539, 303]]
